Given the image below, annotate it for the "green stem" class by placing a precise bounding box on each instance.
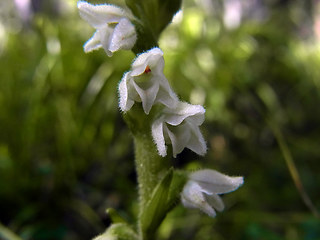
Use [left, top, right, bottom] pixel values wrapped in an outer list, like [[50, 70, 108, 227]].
[[123, 105, 171, 239], [135, 133, 170, 240], [134, 132, 171, 208]]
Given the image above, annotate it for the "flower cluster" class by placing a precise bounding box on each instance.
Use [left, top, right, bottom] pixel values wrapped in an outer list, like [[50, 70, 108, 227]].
[[78, 1, 206, 158], [119, 48, 207, 157]]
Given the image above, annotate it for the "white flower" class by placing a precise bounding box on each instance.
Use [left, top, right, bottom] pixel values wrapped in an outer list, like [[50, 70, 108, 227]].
[[77, 1, 137, 56], [118, 48, 178, 114], [181, 169, 244, 217], [151, 102, 207, 157]]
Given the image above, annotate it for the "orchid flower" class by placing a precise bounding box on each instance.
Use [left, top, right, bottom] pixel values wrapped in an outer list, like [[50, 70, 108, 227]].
[[118, 48, 178, 114], [151, 102, 207, 157], [77, 1, 137, 56], [181, 169, 244, 217]]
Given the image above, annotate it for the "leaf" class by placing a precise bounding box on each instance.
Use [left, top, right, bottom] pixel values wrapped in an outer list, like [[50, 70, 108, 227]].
[[0, 222, 23, 240], [139, 168, 173, 237], [166, 170, 188, 212], [93, 223, 138, 240]]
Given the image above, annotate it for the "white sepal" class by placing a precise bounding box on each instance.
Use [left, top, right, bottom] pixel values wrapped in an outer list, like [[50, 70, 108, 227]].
[[190, 169, 244, 194], [78, 1, 126, 28], [109, 18, 137, 53], [118, 72, 135, 112]]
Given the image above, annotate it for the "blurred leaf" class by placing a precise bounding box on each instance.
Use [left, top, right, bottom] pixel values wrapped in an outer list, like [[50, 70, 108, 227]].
[[0, 223, 23, 240], [106, 208, 127, 224], [140, 168, 173, 238]]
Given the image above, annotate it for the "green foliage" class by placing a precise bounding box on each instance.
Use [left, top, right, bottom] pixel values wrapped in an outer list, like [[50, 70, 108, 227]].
[[138, 168, 186, 239]]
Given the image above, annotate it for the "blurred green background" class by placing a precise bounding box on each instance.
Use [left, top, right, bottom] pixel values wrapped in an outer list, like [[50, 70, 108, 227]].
[[0, 0, 320, 239]]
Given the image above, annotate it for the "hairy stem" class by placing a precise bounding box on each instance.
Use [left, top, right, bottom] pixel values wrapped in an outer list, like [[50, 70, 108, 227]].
[[133, 131, 171, 209], [123, 105, 171, 239]]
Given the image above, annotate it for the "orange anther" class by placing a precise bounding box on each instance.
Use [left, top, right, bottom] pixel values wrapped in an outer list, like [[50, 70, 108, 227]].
[[144, 65, 151, 73]]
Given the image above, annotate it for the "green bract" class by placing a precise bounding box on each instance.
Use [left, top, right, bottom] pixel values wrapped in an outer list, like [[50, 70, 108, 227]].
[[93, 223, 138, 240]]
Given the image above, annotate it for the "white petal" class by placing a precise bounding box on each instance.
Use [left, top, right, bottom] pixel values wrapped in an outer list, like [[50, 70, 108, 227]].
[[154, 85, 178, 109], [149, 75, 178, 107], [132, 78, 159, 114], [109, 18, 137, 53], [119, 72, 134, 112], [190, 169, 244, 194], [145, 54, 165, 75], [127, 78, 140, 102], [78, 1, 126, 28], [97, 27, 114, 56], [185, 122, 207, 156], [163, 102, 205, 126], [205, 194, 225, 212], [131, 48, 164, 76], [166, 123, 191, 157], [83, 31, 102, 52], [132, 48, 163, 68], [151, 119, 167, 157], [181, 181, 216, 217]]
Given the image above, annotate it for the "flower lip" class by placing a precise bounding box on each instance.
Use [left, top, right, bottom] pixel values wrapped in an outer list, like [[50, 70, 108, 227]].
[[181, 180, 218, 217]]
